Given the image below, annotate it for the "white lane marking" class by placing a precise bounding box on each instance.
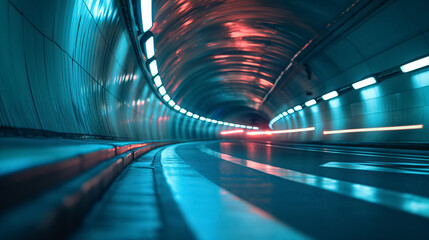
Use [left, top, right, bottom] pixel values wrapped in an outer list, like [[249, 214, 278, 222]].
[[198, 144, 429, 219], [262, 143, 429, 162], [321, 162, 429, 175], [161, 144, 310, 240]]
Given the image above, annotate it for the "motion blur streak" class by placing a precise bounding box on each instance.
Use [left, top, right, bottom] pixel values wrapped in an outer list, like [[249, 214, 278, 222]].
[[247, 127, 315, 136], [220, 129, 244, 135], [323, 125, 424, 135]]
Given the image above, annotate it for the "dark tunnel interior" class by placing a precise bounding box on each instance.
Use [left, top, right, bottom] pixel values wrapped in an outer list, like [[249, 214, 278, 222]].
[[1, 0, 429, 239]]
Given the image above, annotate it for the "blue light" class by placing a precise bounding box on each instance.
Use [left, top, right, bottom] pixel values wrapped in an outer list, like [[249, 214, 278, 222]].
[[305, 99, 316, 107], [158, 86, 166, 96], [163, 94, 170, 102], [400, 56, 429, 73], [168, 100, 175, 107], [140, 0, 153, 32], [352, 77, 377, 90], [294, 105, 302, 111], [149, 60, 158, 76], [322, 91, 338, 100], [144, 36, 155, 59], [287, 109, 294, 114], [154, 75, 162, 87]]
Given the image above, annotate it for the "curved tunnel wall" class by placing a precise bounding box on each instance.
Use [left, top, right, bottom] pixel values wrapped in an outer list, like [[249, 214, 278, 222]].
[[267, 0, 429, 143], [0, 0, 228, 140]]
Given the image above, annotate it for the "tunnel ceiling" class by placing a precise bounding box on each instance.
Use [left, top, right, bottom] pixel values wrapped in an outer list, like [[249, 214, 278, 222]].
[[152, 0, 357, 123]]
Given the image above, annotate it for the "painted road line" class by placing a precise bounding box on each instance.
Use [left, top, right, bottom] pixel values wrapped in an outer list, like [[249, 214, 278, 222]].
[[198, 144, 429, 219], [321, 162, 429, 175], [161, 144, 310, 240]]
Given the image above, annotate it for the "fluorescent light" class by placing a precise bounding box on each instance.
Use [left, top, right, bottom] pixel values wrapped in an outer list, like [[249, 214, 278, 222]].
[[212, 120, 218, 124], [228, 123, 234, 126], [223, 122, 229, 126], [140, 0, 152, 32], [294, 105, 302, 111], [144, 36, 155, 59], [158, 86, 166, 96], [322, 91, 338, 100], [287, 109, 294, 114], [234, 124, 240, 128], [186, 112, 193, 117], [193, 114, 199, 119], [352, 77, 376, 89], [200, 116, 206, 121], [163, 94, 170, 102], [180, 109, 187, 114], [218, 121, 224, 124], [400, 56, 429, 73], [220, 129, 244, 135], [252, 127, 258, 130], [246, 126, 252, 129], [154, 76, 162, 87], [174, 105, 180, 111], [168, 100, 175, 107], [305, 99, 316, 107], [149, 60, 158, 76], [206, 119, 212, 123], [240, 125, 245, 128], [282, 111, 288, 116], [323, 124, 423, 135]]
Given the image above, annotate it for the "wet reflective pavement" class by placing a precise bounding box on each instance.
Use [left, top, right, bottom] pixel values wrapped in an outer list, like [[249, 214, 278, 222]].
[[76, 141, 429, 239]]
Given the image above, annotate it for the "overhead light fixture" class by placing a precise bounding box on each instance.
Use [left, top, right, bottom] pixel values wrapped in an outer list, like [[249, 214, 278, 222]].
[[149, 60, 158, 76], [212, 120, 218, 124], [193, 114, 199, 119], [287, 109, 294, 114], [174, 105, 180, 111], [352, 77, 377, 89], [400, 56, 429, 73], [163, 94, 170, 102], [228, 123, 234, 126], [153, 75, 162, 87], [180, 108, 187, 114], [322, 91, 338, 100], [218, 121, 224, 125], [168, 100, 175, 107], [206, 118, 212, 123], [252, 127, 258, 130], [305, 99, 316, 107], [223, 122, 229, 126], [186, 112, 193, 117], [144, 36, 155, 59], [294, 105, 303, 111], [158, 86, 166, 96], [200, 116, 206, 121], [282, 111, 288, 116], [140, 0, 153, 33]]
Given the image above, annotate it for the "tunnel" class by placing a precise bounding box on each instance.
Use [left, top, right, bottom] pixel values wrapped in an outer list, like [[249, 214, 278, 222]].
[[1, 0, 429, 239]]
